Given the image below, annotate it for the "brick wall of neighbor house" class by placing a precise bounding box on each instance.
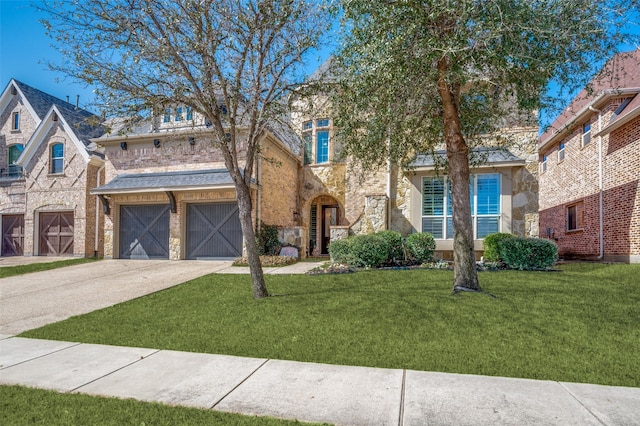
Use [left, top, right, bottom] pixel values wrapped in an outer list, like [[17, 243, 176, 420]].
[[1, 96, 39, 171], [539, 102, 640, 260], [258, 136, 300, 227], [22, 124, 92, 256]]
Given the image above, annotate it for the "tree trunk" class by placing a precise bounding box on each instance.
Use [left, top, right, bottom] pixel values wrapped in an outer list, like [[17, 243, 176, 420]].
[[235, 181, 269, 299], [437, 59, 481, 293]]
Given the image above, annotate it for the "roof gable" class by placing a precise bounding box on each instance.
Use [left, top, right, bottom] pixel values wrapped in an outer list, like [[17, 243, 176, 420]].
[[540, 49, 640, 148]]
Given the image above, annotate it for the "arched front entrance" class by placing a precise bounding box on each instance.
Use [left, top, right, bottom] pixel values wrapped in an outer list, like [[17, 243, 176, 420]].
[[308, 195, 344, 256]]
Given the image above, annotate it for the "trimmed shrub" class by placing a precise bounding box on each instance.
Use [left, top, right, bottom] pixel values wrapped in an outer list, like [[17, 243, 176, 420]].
[[375, 230, 405, 264], [257, 223, 280, 255], [405, 232, 436, 264], [348, 234, 390, 268], [328, 238, 353, 264], [499, 237, 558, 270], [482, 232, 515, 262]]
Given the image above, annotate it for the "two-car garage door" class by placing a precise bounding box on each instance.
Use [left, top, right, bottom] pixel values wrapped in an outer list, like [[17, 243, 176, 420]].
[[119, 203, 242, 260]]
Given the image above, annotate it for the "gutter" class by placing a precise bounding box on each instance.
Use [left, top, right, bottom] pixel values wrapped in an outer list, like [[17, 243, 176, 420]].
[[588, 106, 605, 260]]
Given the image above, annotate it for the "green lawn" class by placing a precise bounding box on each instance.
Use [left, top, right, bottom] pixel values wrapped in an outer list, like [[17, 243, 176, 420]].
[[0, 385, 324, 426], [21, 263, 640, 387], [0, 257, 99, 278]]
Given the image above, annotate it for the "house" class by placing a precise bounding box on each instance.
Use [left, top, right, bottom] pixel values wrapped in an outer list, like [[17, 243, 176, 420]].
[[2, 73, 540, 261], [89, 107, 302, 260], [538, 49, 640, 263], [291, 62, 540, 259], [0, 80, 106, 257]]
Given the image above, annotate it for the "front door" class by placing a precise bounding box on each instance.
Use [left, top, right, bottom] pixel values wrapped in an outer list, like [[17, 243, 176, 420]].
[[321, 205, 338, 255]]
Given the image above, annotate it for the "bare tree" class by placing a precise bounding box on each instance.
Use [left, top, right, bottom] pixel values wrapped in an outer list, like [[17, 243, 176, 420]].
[[40, 0, 330, 298]]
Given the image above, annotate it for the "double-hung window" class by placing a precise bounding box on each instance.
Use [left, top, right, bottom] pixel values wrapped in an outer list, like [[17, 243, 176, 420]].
[[558, 142, 565, 162], [316, 118, 330, 163], [50, 143, 64, 174], [186, 106, 193, 120], [567, 202, 584, 231], [163, 108, 171, 123], [582, 123, 591, 147], [422, 173, 501, 239], [175, 107, 183, 122], [8, 144, 24, 177], [542, 155, 547, 173]]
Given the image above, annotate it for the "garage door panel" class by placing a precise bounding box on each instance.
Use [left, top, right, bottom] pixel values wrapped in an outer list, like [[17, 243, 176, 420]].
[[39, 212, 74, 256], [119, 205, 170, 259], [187, 203, 242, 259], [2, 214, 24, 256]]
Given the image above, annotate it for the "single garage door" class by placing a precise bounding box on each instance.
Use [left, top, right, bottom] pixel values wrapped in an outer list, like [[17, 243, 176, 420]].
[[2, 214, 24, 256], [119, 205, 170, 259], [186, 203, 242, 259], [39, 212, 74, 256]]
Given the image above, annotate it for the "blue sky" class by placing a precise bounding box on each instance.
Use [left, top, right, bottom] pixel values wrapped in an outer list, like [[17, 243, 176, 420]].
[[1, 1, 638, 119]]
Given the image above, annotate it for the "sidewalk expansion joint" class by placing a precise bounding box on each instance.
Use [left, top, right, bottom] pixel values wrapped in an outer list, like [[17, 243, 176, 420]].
[[209, 358, 270, 410], [0, 340, 82, 370], [69, 348, 161, 394], [398, 369, 407, 426], [557, 382, 607, 426]]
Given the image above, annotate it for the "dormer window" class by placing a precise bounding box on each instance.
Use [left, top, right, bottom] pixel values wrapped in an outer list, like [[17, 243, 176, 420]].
[[11, 112, 19, 130], [50, 143, 64, 174]]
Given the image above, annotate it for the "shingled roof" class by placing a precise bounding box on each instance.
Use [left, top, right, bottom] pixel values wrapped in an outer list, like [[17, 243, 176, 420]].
[[539, 49, 640, 149], [13, 79, 106, 146]]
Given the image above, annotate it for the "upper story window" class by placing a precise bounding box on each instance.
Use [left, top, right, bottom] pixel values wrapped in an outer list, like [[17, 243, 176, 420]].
[[50, 143, 64, 174], [175, 107, 183, 122], [421, 173, 501, 239], [163, 108, 171, 123], [186, 106, 193, 120], [542, 155, 547, 173], [7, 144, 24, 177], [582, 122, 591, 147], [11, 112, 20, 130], [558, 142, 565, 162], [301, 119, 331, 165]]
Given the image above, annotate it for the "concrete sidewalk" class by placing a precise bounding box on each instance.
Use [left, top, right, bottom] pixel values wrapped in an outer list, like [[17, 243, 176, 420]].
[[1, 337, 639, 425]]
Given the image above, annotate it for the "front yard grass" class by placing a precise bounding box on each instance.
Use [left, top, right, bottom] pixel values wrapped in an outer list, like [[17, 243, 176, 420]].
[[0, 385, 325, 426], [21, 263, 640, 387], [0, 257, 99, 278]]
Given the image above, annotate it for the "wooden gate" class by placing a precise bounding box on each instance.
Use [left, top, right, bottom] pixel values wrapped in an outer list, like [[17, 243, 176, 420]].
[[119, 205, 170, 259], [39, 212, 74, 256], [2, 214, 24, 256], [186, 203, 242, 259]]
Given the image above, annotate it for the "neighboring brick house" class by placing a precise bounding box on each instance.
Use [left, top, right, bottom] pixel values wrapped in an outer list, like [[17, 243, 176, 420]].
[[0, 79, 106, 257], [538, 49, 640, 263]]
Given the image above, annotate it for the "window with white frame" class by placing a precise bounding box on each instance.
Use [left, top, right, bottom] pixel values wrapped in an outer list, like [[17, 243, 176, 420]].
[[50, 143, 64, 174], [582, 122, 591, 147], [11, 112, 19, 130], [186, 106, 193, 120], [558, 142, 565, 162], [163, 108, 171, 123], [175, 107, 183, 122], [422, 174, 501, 239], [316, 118, 330, 163], [542, 155, 547, 173]]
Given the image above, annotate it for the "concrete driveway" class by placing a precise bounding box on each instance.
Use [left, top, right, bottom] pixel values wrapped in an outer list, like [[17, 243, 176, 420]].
[[0, 259, 233, 337]]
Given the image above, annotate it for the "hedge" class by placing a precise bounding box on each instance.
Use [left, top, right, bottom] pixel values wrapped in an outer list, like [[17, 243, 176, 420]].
[[498, 237, 558, 270]]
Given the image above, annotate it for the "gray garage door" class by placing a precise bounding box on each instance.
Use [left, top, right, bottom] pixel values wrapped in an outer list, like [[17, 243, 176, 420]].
[[186, 203, 242, 259], [119, 205, 170, 259]]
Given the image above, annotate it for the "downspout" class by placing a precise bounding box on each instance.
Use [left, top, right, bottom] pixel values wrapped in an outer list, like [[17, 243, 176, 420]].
[[94, 164, 105, 258], [588, 106, 604, 259]]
